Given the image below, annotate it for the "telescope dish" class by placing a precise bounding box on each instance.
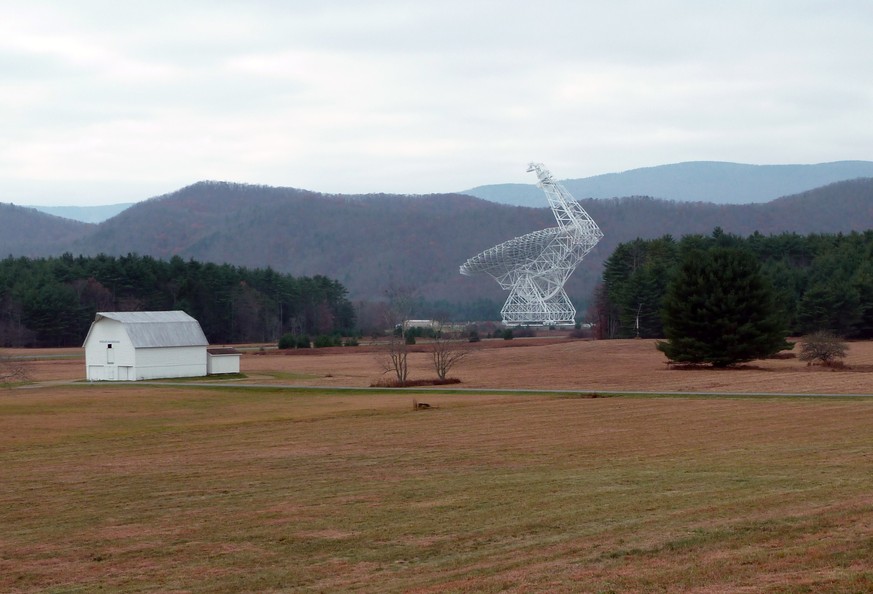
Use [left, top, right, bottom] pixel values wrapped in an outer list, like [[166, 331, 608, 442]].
[[460, 163, 603, 326]]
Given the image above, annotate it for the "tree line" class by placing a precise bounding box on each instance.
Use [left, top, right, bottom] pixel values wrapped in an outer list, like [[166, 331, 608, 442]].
[[595, 229, 873, 340], [0, 253, 355, 347]]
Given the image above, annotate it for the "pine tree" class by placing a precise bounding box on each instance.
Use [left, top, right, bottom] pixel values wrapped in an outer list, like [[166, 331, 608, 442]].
[[657, 247, 791, 367]]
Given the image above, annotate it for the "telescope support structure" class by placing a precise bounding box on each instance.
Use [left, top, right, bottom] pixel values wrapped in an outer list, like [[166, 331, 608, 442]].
[[460, 163, 603, 326]]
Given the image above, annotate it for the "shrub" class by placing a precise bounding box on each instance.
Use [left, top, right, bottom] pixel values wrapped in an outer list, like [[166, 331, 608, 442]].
[[1, 354, 28, 387], [799, 331, 848, 365], [569, 327, 591, 339], [278, 333, 297, 349], [279, 333, 313, 349], [314, 334, 338, 348]]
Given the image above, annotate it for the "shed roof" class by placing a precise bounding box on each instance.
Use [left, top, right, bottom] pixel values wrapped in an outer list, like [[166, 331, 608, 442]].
[[207, 347, 240, 355], [86, 311, 209, 348]]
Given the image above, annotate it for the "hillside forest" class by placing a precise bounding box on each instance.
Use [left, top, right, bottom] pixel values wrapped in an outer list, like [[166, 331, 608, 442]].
[[4, 178, 873, 317], [4, 227, 873, 348], [598, 229, 873, 340], [3, 176, 873, 347], [0, 254, 354, 347]]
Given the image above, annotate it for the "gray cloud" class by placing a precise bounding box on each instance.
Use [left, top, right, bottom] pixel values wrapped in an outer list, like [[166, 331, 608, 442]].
[[1, 0, 871, 205]]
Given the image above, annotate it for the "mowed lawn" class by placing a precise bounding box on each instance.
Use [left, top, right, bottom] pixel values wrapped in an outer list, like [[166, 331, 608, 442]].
[[1, 385, 871, 593]]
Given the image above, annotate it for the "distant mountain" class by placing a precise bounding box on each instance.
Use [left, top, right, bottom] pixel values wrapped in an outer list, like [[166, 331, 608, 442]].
[[68, 182, 541, 304], [4, 178, 873, 308], [463, 161, 873, 206], [0, 203, 93, 257], [33, 203, 134, 223]]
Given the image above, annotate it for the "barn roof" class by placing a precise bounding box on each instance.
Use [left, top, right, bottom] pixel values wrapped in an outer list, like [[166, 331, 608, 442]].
[[86, 311, 209, 348]]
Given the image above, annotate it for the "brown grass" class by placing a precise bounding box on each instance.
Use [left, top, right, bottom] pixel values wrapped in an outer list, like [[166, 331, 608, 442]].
[[0, 341, 872, 592], [8, 338, 873, 394], [247, 338, 873, 394]]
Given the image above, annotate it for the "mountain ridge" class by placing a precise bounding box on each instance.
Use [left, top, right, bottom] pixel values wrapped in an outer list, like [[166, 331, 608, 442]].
[[463, 160, 873, 206], [18, 160, 873, 223], [0, 203, 94, 257], [3, 177, 873, 308]]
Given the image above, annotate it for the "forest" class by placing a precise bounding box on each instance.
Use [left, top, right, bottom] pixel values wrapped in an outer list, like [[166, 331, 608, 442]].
[[6, 178, 873, 314], [596, 229, 873, 340], [6, 226, 873, 349], [0, 254, 355, 347]]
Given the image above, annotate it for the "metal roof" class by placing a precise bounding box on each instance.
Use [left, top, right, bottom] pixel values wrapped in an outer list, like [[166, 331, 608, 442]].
[[92, 311, 209, 348], [207, 347, 240, 355]]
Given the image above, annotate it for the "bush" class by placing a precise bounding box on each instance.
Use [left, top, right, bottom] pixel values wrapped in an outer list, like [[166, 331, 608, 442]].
[[502, 329, 514, 340], [405, 326, 437, 339], [1, 354, 28, 387], [344, 337, 359, 347], [314, 334, 340, 348], [278, 333, 296, 349], [569, 327, 591, 339], [279, 333, 313, 349], [799, 331, 848, 365]]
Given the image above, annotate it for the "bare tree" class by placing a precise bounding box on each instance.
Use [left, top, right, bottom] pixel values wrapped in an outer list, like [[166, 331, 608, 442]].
[[430, 322, 472, 381], [799, 331, 848, 366], [380, 331, 410, 385], [0, 354, 28, 387], [377, 287, 416, 386]]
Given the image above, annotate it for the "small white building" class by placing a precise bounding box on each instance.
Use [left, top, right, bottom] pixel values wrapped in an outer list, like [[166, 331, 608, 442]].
[[83, 311, 209, 381], [207, 347, 241, 375]]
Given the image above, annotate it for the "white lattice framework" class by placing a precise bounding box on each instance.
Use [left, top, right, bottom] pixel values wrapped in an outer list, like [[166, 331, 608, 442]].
[[460, 163, 603, 326]]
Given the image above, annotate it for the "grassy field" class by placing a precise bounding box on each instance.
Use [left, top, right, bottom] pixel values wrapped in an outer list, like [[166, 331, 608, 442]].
[[1, 383, 871, 593]]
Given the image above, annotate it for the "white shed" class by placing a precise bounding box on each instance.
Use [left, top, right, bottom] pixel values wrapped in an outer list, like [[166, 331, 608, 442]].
[[207, 347, 241, 375], [82, 311, 209, 381]]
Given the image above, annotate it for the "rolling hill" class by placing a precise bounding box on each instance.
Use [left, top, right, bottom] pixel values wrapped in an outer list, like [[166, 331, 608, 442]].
[[20, 160, 873, 223], [463, 161, 873, 206], [0, 203, 93, 257], [3, 178, 873, 310]]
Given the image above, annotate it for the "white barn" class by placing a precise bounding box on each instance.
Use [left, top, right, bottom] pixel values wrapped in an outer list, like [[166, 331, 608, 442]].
[[83, 311, 209, 381]]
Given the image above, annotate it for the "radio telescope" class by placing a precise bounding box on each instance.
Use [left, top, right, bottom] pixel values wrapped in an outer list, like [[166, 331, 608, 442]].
[[460, 163, 603, 326]]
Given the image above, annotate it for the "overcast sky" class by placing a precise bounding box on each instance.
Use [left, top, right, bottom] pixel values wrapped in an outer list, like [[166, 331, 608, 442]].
[[2, 1, 871, 206]]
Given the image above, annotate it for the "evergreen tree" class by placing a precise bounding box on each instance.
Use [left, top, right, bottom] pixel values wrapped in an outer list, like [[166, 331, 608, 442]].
[[851, 261, 873, 338], [657, 247, 791, 367], [0, 254, 356, 347], [796, 280, 861, 336], [601, 235, 678, 338]]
